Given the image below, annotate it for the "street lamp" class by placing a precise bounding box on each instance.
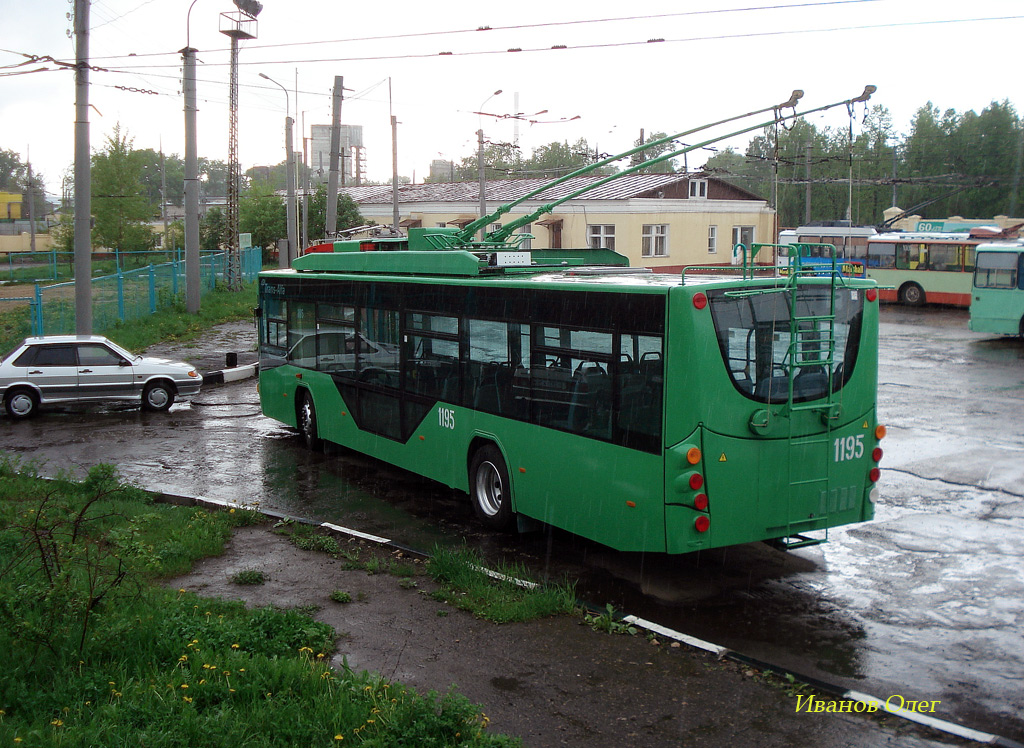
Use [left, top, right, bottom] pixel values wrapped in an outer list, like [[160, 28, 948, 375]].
[[478, 89, 502, 241], [260, 72, 297, 267]]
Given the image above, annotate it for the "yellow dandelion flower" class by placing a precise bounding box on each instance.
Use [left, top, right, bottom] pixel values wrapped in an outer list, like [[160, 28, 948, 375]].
[[183, 696, 193, 703], [334, 735, 344, 741], [114, 693, 122, 698], [231, 644, 240, 650], [199, 679, 206, 685], [14, 738, 23, 743], [178, 655, 188, 662], [229, 689, 236, 693], [181, 684, 189, 689], [239, 668, 246, 673], [51, 719, 63, 726], [223, 671, 231, 677]]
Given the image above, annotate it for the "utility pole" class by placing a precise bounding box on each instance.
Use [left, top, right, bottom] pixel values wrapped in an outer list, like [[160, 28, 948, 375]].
[[181, 39, 200, 313], [392, 115, 400, 231], [160, 145, 168, 250], [27, 159, 36, 253], [805, 141, 812, 224], [326, 76, 343, 236], [74, 0, 92, 334]]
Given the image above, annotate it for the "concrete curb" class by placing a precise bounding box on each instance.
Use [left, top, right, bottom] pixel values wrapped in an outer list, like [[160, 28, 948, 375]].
[[201, 363, 259, 386], [156, 488, 1023, 748]]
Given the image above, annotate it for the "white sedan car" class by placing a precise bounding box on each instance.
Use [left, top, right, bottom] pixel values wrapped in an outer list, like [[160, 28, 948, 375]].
[[0, 335, 202, 419]]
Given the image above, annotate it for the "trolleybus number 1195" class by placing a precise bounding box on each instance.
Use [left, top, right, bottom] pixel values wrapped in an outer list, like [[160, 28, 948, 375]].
[[834, 434, 865, 462], [438, 406, 457, 430]]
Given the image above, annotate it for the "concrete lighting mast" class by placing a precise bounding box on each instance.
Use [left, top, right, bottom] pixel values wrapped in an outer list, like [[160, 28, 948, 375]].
[[259, 73, 296, 267], [220, 0, 261, 291]]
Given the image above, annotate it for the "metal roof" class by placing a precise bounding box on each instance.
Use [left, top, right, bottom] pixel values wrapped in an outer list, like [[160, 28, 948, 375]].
[[341, 173, 705, 205]]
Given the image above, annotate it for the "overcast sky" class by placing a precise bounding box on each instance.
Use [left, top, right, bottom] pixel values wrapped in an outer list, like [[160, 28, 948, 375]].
[[2, 0, 1022, 198]]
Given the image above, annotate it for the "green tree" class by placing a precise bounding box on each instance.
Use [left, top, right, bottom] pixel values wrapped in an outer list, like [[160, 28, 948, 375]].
[[134, 149, 184, 209], [518, 138, 615, 179], [307, 185, 364, 241], [200, 206, 228, 251], [0, 148, 51, 220], [629, 132, 680, 174], [199, 158, 229, 198], [240, 181, 286, 260], [91, 124, 156, 252]]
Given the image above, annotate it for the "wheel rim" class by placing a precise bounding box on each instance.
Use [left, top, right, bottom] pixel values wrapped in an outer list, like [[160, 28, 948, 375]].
[[8, 393, 33, 417], [474, 461, 503, 517], [147, 387, 170, 409], [904, 285, 922, 304], [300, 400, 315, 440]]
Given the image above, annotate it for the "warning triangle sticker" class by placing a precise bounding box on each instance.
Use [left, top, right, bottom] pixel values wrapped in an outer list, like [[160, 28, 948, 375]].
[[862, 420, 870, 428], [719, 453, 727, 462]]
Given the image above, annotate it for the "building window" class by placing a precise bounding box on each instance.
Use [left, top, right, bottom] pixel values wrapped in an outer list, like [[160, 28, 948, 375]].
[[488, 223, 502, 234], [518, 223, 533, 250], [732, 226, 755, 249], [708, 225, 717, 254], [689, 179, 708, 199], [587, 224, 615, 250], [436, 222, 447, 228], [642, 225, 669, 257]]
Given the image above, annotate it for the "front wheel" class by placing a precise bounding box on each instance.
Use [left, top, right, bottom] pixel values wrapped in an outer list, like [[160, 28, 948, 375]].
[[142, 381, 175, 412], [469, 445, 515, 531], [4, 387, 38, 420], [297, 392, 322, 451]]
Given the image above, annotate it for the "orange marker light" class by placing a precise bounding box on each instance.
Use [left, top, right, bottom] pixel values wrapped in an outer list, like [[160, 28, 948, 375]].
[[875, 424, 887, 440], [519, 467, 526, 473], [686, 447, 702, 465], [626, 500, 636, 508], [419, 435, 425, 441]]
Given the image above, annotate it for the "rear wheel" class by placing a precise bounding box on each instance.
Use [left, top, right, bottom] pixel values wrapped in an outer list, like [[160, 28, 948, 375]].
[[4, 387, 38, 420], [899, 282, 925, 306], [142, 380, 175, 411], [469, 445, 514, 531], [297, 391, 322, 451]]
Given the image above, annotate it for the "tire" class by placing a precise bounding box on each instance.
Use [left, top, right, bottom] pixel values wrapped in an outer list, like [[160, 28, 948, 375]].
[[469, 445, 515, 531], [297, 391, 322, 451], [4, 387, 38, 420], [899, 282, 925, 307], [141, 380, 175, 412]]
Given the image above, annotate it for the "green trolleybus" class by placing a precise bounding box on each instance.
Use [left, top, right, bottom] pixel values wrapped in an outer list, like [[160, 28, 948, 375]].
[[970, 242, 1024, 336], [256, 87, 886, 554], [256, 232, 885, 553]]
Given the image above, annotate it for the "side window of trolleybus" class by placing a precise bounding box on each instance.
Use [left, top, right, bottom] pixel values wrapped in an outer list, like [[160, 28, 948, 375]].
[[708, 287, 864, 403]]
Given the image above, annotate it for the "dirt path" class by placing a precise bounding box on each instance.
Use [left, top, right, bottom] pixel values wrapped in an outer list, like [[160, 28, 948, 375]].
[[170, 526, 953, 748]]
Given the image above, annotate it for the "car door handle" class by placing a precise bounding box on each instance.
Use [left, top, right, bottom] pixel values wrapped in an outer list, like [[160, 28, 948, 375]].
[[28, 370, 42, 374], [79, 369, 93, 373]]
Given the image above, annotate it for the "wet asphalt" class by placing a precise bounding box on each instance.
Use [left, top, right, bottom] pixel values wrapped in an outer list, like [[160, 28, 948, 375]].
[[1, 306, 1022, 742]]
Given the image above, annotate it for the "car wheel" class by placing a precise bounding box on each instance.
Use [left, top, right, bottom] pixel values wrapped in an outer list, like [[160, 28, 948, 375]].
[[297, 391, 322, 451], [469, 444, 515, 531], [899, 282, 925, 307], [142, 380, 175, 411], [4, 387, 38, 420]]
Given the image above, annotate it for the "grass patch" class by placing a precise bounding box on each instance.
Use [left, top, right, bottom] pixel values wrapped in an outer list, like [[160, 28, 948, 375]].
[[0, 457, 520, 747], [231, 568, 267, 585], [102, 282, 259, 353], [0, 281, 259, 357], [426, 546, 577, 624], [329, 590, 352, 604]]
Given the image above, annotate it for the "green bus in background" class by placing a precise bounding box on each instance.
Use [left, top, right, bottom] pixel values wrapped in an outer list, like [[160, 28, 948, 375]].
[[970, 243, 1024, 336], [256, 231, 885, 554]]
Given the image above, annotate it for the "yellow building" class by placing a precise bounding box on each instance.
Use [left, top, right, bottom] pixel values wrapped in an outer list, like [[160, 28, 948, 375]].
[[1, 191, 22, 220], [340, 173, 776, 270]]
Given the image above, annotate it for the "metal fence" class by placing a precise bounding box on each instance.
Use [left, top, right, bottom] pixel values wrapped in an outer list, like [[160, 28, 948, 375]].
[[19, 247, 262, 337], [0, 248, 228, 283]]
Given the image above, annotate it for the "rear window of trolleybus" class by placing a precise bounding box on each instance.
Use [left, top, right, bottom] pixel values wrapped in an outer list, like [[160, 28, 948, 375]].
[[707, 285, 865, 404]]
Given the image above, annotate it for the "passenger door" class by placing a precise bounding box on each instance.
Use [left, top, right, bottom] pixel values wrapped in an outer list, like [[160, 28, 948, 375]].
[[17, 344, 79, 402], [75, 342, 135, 400]]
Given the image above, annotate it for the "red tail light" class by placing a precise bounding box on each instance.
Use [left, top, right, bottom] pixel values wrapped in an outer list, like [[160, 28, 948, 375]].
[[688, 473, 704, 490], [695, 516, 710, 533], [694, 493, 709, 511], [869, 468, 881, 483], [872, 447, 883, 462], [693, 292, 708, 310]]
